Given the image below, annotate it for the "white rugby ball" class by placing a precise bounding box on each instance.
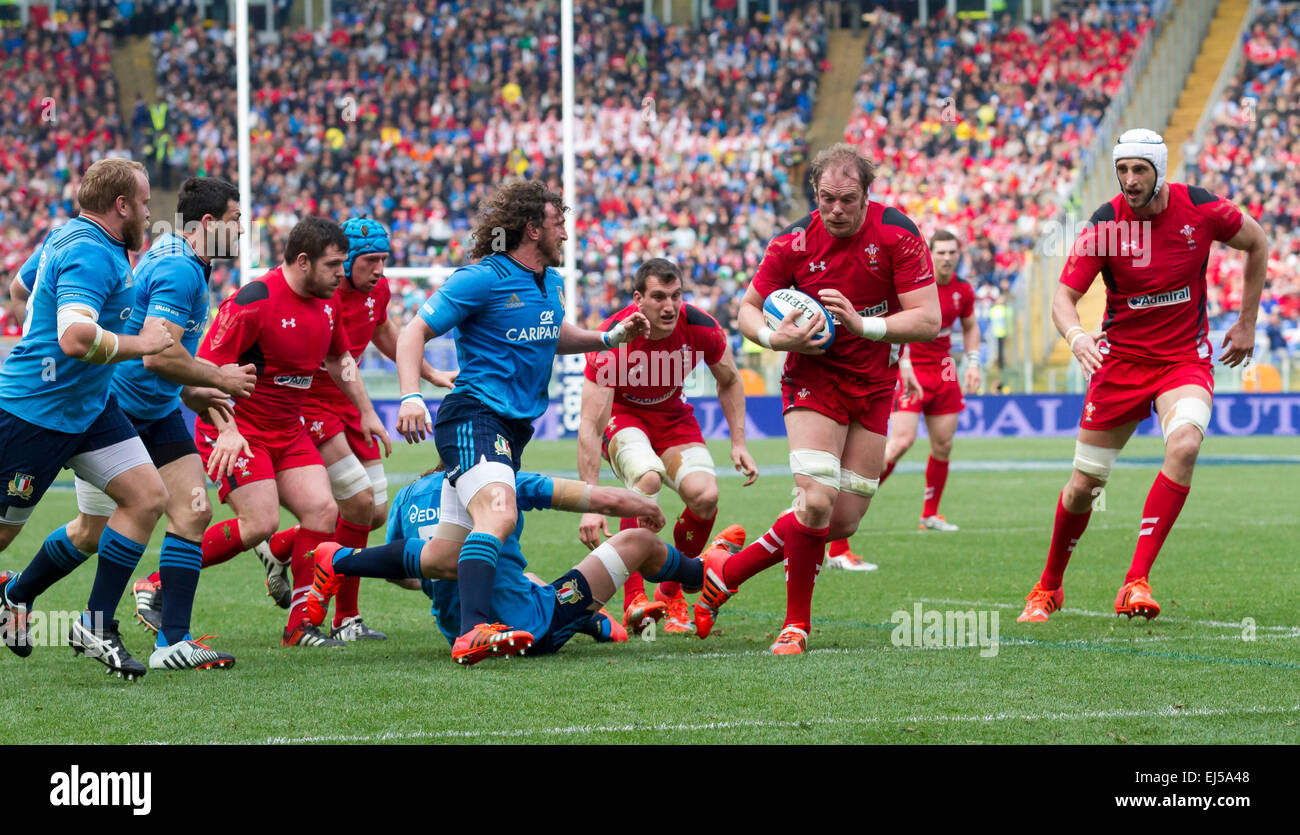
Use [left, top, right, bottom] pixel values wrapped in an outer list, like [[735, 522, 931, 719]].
[[762, 288, 835, 348]]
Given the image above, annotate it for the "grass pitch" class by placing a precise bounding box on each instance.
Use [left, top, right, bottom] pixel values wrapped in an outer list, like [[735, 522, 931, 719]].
[[1, 435, 1297, 745]]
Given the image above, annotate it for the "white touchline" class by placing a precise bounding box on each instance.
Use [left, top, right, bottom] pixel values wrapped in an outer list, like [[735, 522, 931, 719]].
[[250, 703, 1300, 745], [920, 597, 1300, 633]]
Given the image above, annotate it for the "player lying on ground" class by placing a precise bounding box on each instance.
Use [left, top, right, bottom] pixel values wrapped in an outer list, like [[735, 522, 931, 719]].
[[1017, 129, 1268, 622], [578, 257, 757, 635], [691, 143, 940, 655], [393, 180, 648, 663], [192, 216, 392, 649], [0, 160, 175, 680], [306, 468, 739, 661]]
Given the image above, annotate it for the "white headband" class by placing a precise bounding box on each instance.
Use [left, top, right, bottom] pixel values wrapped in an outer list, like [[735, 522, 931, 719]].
[[1113, 128, 1167, 205]]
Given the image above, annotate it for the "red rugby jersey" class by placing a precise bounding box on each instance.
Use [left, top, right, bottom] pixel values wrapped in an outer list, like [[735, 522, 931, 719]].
[[584, 302, 727, 415], [196, 266, 347, 438], [1060, 183, 1244, 363], [751, 204, 934, 380], [909, 277, 975, 368], [307, 278, 392, 408]]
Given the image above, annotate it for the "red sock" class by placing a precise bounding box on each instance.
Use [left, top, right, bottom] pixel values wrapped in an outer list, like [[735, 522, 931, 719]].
[[660, 506, 717, 598], [1126, 472, 1190, 583], [332, 518, 371, 626], [614, 516, 648, 608], [879, 458, 897, 485], [200, 518, 245, 568], [286, 527, 332, 632], [782, 515, 828, 631], [922, 455, 949, 517], [724, 512, 795, 589], [1040, 493, 1092, 590], [269, 525, 298, 562], [828, 538, 851, 557]]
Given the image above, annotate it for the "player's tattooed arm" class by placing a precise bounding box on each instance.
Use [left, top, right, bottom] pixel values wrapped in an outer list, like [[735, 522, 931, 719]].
[[577, 378, 615, 550], [142, 317, 256, 397], [371, 316, 456, 388], [1219, 213, 1269, 367], [709, 345, 758, 485], [324, 352, 393, 457]]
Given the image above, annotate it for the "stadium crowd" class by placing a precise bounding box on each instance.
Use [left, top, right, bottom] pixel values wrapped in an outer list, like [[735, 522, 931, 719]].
[[1191, 0, 1299, 361]]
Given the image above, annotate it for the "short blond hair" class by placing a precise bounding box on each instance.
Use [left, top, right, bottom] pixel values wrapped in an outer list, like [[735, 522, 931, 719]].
[[808, 142, 875, 193], [77, 158, 148, 214]]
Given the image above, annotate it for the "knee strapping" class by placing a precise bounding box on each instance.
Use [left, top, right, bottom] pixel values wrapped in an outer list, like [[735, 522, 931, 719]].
[[1073, 441, 1120, 482], [1161, 397, 1211, 444], [838, 469, 879, 498], [789, 449, 841, 489], [326, 455, 371, 501], [607, 428, 667, 490]]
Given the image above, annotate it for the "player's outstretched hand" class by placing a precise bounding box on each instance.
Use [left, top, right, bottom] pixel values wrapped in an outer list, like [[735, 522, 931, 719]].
[[217, 362, 257, 398], [360, 409, 393, 457], [1219, 318, 1255, 367], [181, 386, 236, 422], [396, 397, 432, 444], [141, 319, 175, 355], [773, 308, 830, 355], [623, 311, 651, 341], [578, 512, 609, 551], [208, 430, 253, 479], [731, 445, 759, 486]]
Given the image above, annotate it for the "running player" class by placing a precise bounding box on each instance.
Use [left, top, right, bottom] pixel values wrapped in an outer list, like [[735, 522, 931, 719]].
[[577, 257, 757, 634], [393, 179, 648, 665], [192, 216, 391, 648], [229, 218, 454, 642], [54, 176, 255, 671], [1017, 129, 1269, 622], [691, 143, 941, 654], [0, 159, 174, 679], [826, 229, 980, 569], [305, 466, 737, 659]]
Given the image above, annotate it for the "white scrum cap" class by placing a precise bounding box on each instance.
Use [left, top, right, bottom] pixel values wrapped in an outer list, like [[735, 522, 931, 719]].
[[1113, 128, 1168, 204]]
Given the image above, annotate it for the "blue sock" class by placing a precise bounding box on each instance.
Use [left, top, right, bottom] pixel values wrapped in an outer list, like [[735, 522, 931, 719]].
[[457, 532, 502, 630], [7, 525, 91, 606], [333, 538, 426, 579], [159, 533, 202, 646], [86, 526, 146, 627], [645, 544, 702, 589]]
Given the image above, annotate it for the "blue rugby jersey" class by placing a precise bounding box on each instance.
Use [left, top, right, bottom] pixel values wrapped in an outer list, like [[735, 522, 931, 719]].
[[0, 216, 137, 432], [418, 253, 566, 421], [111, 234, 212, 419]]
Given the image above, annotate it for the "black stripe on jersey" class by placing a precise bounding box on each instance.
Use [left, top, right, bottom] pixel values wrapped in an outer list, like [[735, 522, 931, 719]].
[[1100, 264, 1118, 295], [773, 214, 812, 241], [1186, 185, 1220, 206], [234, 281, 269, 305], [881, 206, 921, 238], [239, 341, 266, 375], [1089, 202, 1116, 225], [484, 256, 509, 279], [683, 304, 719, 329]]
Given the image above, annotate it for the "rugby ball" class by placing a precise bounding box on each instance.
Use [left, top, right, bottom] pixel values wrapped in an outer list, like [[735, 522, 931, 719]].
[[763, 288, 835, 348]]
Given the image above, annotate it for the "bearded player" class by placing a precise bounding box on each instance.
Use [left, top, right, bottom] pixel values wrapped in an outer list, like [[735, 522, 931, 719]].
[[193, 216, 391, 648], [577, 258, 756, 635], [393, 180, 648, 665], [1017, 129, 1268, 622], [236, 218, 455, 642], [692, 143, 940, 654], [827, 230, 980, 569]]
